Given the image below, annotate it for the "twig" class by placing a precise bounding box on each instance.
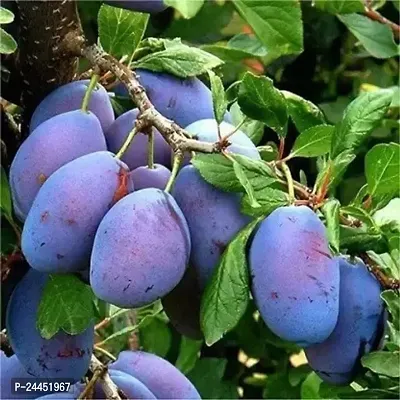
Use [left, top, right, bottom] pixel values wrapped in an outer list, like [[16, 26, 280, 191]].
[[86, 355, 121, 400], [79, 43, 222, 155], [94, 346, 117, 361], [281, 162, 294, 203], [360, 253, 400, 290], [364, 5, 400, 39]]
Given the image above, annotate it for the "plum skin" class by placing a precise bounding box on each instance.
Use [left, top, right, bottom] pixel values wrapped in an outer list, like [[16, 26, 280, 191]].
[[21, 151, 133, 273], [249, 205, 340, 347], [104, 0, 167, 13], [105, 109, 171, 169], [172, 165, 251, 288], [10, 110, 107, 222], [30, 80, 114, 133], [305, 258, 385, 385], [130, 164, 171, 190], [6, 270, 94, 382], [90, 188, 191, 308], [115, 69, 232, 128], [110, 350, 201, 399]]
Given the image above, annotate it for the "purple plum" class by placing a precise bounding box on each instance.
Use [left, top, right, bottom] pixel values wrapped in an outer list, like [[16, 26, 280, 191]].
[[305, 258, 385, 385], [90, 188, 190, 308], [30, 80, 114, 133], [110, 350, 201, 399], [249, 206, 340, 347], [104, 0, 167, 13], [21, 151, 133, 273], [172, 165, 251, 288], [105, 109, 171, 169], [130, 163, 171, 190], [10, 110, 107, 221], [6, 270, 94, 382]]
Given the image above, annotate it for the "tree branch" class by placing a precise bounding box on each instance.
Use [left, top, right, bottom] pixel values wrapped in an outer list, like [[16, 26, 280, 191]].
[[364, 4, 400, 39], [78, 43, 222, 155]]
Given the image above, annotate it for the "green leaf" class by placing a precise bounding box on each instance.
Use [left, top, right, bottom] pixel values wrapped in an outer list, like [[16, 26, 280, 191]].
[[281, 91, 326, 133], [314, 0, 364, 14], [339, 14, 399, 59], [230, 102, 264, 145], [233, 0, 303, 62], [200, 218, 260, 346], [263, 372, 301, 399], [1, 166, 12, 221], [241, 187, 289, 217], [37, 275, 95, 339], [187, 358, 238, 399], [139, 317, 171, 358], [340, 225, 386, 253], [135, 45, 224, 78], [331, 90, 393, 158], [365, 143, 400, 198], [301, 372, 322, 399], [0, 7, 14, 24], [175, 337, 203, 375], [164, 0, 204, 19], [192, 153, 276, 193], [99, 301, 163, 345], [381, 290, 399, 322], [238, 72, 288, 137], [289, 125, 334, 159], [98, 4, 149, 61], [361, 351, 400, 377], [258, 144, 278, 162], [374, 198, 400, 232], [208, 70, 227, 125], [0, 27, 17, 54], [227, 33, 267, 57], [322, 199, 340, 254], [233, 160, 260, 208]]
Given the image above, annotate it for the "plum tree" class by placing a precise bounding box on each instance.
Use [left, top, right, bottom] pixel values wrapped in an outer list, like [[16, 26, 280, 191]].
[[114, 69, 231, 128], [105, 109, 171, 169], [104, 0, 167, 13], [130, 164, 171, 190], [249, 206, 340, 347], [1, 351, 37, 399], [90, 188, 191, 308], [21, 151, 133, 273], [184, 119, 260, 161], [6, 270, 94, 382], [172, 166, 251, 288], [94, 369, 156, 399], [162, 265, 203, 339], [10, 110, 107, 221], [30, 80, 114, 133], [110, 350, 201, 399], [305, 258, 385, 385]]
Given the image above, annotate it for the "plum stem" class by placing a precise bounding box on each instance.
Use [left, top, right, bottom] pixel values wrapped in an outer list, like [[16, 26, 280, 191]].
[[148, 128, 155, 169], [223, 117, 247, 142], [94, 345, 117, 361], [81, 74, 100, 113], [281, 162, 295, 203], [165, 152, 183, 193], [115, 126, 139, 160]]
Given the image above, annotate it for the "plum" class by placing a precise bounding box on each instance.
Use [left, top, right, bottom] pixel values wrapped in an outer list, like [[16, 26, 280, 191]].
[[305, 258, 385, 385], [1, 351, 37, 399], [115, 69, 231, 127], [110, 350, 201, 399], [30, 80, 114, 133], [90, 188, 191, 308], [184, 119, 260, 161], [105, 109, 171, 169], [35, 384, 84, 399], [172, 165, 251, 287], [21, 151, 133, 273], [10, 110, 107, 221], [130, 163, 171, 190], [162, 265, 203, 339], [104, 0, 167, 13], [6, 270, 94, 382], [249, 206, 340, 347], [93, 369, 156, 399]]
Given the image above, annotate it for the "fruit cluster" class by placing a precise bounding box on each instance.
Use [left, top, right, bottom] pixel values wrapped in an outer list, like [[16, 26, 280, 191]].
[[4, 71, 386, 396]]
